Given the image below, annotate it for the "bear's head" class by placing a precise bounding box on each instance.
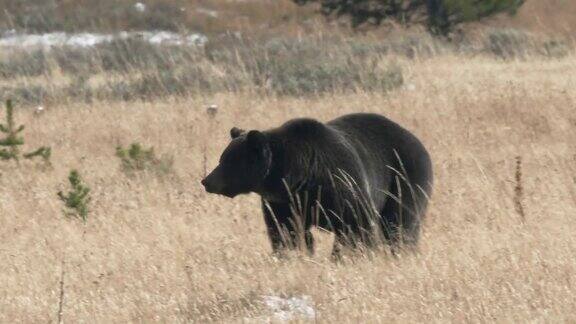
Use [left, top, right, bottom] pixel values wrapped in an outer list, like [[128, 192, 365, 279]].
[[201, 127, 272, 198]]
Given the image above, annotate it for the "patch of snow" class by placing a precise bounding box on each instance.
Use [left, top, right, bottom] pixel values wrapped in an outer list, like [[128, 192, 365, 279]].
[[142, 31, 206, 46], [69, 33, 115, 47], [196, 7, 219, 18], [0, 32, 81, 47], [262, 295, 316, 321], [0, 31, 208, 49], [184, 34, 208, 45], [134, 2, 147, 12]]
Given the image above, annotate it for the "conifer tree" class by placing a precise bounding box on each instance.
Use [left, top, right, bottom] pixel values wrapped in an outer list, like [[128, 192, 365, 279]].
[[0, 99, 24, 161], [58, 170, 91, 223], [293, 0, 525, 35], [0, 99, 51, 163]]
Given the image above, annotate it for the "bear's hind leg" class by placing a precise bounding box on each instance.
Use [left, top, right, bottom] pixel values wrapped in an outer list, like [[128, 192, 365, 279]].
[[379, 178, 428, 252]]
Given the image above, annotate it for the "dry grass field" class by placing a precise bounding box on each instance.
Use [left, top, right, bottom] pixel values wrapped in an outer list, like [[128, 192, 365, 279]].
[[1, 1, 576, 322], [1, 52, 576, 322]]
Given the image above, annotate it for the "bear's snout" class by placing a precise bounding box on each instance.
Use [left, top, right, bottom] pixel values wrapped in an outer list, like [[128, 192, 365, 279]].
[[200, 177, 215, 192], [201, 173, 225, 195]]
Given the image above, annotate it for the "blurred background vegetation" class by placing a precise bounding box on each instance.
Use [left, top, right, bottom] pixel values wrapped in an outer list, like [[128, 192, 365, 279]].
[[0, 0, 573, 106], [0, 0, 315, 34], [293, 0, 525, 35], [0, 0, 573, 36]]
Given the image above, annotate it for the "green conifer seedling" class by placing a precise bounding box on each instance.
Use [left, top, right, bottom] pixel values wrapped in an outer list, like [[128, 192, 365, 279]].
[[0, 99, 51, 164], [23, 147, 52, 163], [0, 99, 25, 160], [58, 170, 91, 223], [116, 142, 173, 176]]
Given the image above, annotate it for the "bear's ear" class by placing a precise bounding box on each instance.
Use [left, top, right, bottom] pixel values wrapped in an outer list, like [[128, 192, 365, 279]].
[[230, 127, 245, 139], [246, 130, 266, 149]]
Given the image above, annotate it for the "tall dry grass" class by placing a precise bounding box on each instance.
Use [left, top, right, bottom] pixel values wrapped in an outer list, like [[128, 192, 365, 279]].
[[1, 49, 576, 322]]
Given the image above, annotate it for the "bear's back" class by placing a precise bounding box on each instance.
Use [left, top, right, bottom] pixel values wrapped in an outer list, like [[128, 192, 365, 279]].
[[277, 118, 330, 140], [328, 113, 433, 195]]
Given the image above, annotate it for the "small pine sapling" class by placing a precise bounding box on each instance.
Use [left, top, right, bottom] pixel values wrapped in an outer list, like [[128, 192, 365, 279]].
[[23, 146, 52, 163], [58, 170, 91, 223], [0, 99, 51, 164], [116, 142, 173, 176], [0, 99, 24, 160], [116, 143, 155, 171]]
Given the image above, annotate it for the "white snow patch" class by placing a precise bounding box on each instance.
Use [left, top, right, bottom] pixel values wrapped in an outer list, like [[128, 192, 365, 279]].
[[134, 2, 147, 12], [0, 30, 207, 49], [140, 31, 206, 45], [196, 7, 219, 18], [262, 295, 316, 321], [0, 31, 113, 47]]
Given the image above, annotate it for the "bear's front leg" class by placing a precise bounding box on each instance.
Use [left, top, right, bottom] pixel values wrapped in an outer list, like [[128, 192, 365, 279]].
[[262, 200, 314, 255]]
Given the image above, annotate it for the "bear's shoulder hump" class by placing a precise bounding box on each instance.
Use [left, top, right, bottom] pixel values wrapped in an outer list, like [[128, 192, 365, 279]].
[[280, 118, 328, 136]]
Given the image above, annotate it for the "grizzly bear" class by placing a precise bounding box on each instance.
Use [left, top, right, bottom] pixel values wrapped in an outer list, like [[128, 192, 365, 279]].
[[201, 113, 433, 256]]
